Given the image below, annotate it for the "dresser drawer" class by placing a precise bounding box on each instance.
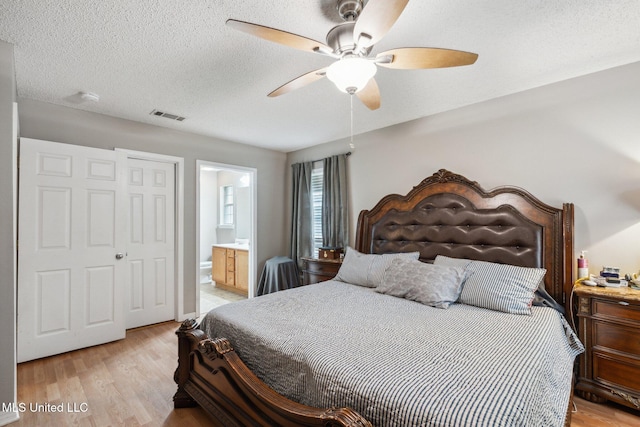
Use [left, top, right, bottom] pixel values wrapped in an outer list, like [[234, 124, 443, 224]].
[[301, 258, 342, 285], [593, 352, 640, 393], [593, 299, 640, 324], [305, 260, 341, 275], [594, 321, 640, 355]]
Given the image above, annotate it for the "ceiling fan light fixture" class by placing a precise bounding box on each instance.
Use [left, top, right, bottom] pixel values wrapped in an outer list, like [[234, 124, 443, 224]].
[[326, 56, 377, 94]]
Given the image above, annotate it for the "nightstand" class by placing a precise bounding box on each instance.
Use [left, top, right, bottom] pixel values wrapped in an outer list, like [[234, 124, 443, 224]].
[[301, 257, 342, 285], [574, 283, 640, 410]]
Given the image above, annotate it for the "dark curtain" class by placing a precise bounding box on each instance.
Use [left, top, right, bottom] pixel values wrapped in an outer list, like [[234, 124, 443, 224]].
[[290, 161, 313, 268], [322, 154, 349, 249]]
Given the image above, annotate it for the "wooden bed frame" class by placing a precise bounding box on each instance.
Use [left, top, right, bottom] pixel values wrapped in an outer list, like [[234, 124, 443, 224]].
[[174, 169, 575, 426]]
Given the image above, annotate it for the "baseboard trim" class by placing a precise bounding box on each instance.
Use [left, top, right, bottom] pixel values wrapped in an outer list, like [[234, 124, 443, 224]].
[[0, 410, 19, 426]]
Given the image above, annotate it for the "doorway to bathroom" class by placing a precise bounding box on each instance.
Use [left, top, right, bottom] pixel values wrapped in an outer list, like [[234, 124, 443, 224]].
[[196, 160, 256, 317]]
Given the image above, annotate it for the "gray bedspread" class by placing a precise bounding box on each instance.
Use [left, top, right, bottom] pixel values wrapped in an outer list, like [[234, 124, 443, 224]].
[[200, 280, 583, 427]]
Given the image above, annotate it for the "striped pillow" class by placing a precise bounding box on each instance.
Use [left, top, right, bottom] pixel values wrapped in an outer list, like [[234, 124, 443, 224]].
[[334, 247, 420, 288], [434, 255, 545, 315]]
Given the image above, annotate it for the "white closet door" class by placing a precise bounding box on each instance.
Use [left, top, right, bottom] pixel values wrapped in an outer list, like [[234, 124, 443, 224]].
[[17, 138, 127, 362], [125, 158, 175, 329]]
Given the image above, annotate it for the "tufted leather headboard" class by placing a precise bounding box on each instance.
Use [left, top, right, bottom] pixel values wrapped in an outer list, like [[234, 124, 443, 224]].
[[355, 170, 574, 311]]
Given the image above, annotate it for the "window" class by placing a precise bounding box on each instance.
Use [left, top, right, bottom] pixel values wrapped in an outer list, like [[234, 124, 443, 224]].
[[311, 164, 323, 256], [220, 185, 234, 226]]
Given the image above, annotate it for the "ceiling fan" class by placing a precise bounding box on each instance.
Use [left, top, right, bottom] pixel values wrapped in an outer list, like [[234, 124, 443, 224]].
[[227, 0, 478, 110]]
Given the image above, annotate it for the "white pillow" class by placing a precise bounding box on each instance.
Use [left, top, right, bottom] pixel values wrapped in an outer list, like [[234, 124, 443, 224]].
[[334, 247, 420, 288], [376, 258, 466, 309], [434, 255, 545, 315]]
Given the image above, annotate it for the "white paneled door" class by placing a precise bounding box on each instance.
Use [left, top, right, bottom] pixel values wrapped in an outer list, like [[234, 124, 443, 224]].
[[17, 138, 127, 362], [125, 158, 175, 329], [17, 139, 177, 362]]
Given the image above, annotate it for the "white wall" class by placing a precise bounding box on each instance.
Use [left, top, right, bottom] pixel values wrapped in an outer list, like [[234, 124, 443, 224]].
[[17, 98, 289, 315], [199, 168, 218, 262], [287, 61, 640, 278]]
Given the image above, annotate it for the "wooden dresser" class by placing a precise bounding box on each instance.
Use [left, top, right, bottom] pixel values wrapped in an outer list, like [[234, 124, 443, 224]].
[[212, 245, 249, 295], [574, 283, 640, 410], [301, 257, 342, 285]]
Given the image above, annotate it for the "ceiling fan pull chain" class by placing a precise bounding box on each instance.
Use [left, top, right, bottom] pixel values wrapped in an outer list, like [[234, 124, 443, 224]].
[[350, 94, 355, 150]]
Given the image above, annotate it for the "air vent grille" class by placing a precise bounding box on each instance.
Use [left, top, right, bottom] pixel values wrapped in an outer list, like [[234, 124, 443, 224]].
[[150, 109, 186, 121]]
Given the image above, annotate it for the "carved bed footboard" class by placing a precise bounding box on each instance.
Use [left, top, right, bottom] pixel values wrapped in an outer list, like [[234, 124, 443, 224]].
[[174, 319, 372, 427]]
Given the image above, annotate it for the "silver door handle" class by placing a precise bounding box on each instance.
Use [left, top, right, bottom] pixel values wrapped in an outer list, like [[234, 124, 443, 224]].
[[115, 253, 125, 260]]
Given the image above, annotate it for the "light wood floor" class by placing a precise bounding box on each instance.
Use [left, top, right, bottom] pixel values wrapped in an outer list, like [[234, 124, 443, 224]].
[[14, 321, 210, 427], [13, 321, 640, 426], [199, 281, 246, 316]]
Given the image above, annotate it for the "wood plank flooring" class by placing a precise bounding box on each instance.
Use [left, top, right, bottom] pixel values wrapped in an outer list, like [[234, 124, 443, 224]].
[[14, 321, 210, 427], [571, 396, 640, 426], [12, 320, 640, 427]]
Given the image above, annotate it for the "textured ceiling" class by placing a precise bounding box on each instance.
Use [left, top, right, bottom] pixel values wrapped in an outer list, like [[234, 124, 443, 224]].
[[1, 0, 639, 152]]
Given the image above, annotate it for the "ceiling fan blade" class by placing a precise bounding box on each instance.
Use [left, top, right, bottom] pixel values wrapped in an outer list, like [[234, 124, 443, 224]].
[[353, 0, 410, 49], [376, 47, 478, 69], [356, 78, 381, 110], [268, 67, 328, 98], [226, 19, 333, 55]]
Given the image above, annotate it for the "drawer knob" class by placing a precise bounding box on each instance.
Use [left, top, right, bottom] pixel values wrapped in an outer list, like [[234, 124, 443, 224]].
[[619, 301, 630, 306]]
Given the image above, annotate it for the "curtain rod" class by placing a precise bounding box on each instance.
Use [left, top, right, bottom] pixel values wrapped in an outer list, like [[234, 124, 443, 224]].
[[295, 151, 351, 167]]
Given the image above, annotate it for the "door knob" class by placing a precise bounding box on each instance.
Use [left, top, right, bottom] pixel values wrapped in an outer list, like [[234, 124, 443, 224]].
[[115, 253, 125, 260]]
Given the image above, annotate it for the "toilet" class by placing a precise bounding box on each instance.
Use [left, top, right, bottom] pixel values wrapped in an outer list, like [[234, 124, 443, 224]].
[[200, 261, 212, 284]]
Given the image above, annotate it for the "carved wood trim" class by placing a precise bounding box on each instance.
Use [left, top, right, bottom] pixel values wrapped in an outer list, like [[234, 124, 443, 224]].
[[578, 297, 590, 315], [610, 389, 640, 408], [355, 169, 573, 311]]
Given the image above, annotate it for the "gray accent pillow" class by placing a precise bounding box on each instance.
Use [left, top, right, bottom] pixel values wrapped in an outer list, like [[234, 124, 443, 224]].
[[434, 255, 545, 315], [433, 255, 473, 269], [376, 258, 466, 309], [334, 247, 420, 288]]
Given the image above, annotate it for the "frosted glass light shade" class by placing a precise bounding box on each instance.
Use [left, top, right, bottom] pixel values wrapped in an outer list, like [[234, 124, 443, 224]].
[[326, 57, 377, 94]]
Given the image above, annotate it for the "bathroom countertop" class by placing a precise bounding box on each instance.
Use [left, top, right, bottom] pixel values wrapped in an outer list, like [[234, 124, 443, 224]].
[[212, 243, 249, 251]]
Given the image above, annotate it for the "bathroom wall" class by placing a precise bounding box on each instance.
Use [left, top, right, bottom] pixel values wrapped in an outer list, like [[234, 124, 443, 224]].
[[199, 168, 218, 263], [215, 170, 252, 244]]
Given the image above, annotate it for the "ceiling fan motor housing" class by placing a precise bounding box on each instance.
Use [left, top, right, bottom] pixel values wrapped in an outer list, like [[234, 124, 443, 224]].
[[326, 22, 371, 56], [337, 0, 364, 21]]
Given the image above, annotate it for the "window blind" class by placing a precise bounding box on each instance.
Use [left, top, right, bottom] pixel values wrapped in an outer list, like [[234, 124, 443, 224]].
[[311, 166, 323, 256]]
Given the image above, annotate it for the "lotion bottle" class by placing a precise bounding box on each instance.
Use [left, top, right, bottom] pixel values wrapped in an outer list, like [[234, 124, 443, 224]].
[[578, 251, 589, 279]]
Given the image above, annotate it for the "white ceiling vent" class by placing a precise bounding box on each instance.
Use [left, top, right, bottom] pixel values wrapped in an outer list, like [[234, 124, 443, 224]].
[[150, 109, 186, 121]]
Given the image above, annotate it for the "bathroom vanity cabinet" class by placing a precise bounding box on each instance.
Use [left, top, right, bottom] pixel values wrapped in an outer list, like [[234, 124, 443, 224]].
[[212, 244, 249, 295]]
